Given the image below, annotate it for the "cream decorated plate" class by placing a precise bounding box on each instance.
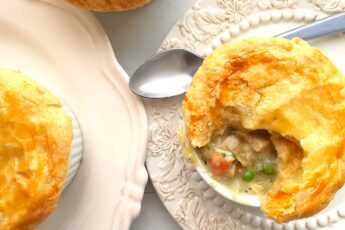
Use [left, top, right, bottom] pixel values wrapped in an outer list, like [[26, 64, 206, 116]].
[[0, 0, 148, 229], [145, 1, 345, 229]]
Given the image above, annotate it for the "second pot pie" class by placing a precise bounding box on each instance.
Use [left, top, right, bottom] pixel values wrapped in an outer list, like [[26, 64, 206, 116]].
[[65, 0, 151, 11], [181, 37, 345, 223], [0, 69, 73, 229]]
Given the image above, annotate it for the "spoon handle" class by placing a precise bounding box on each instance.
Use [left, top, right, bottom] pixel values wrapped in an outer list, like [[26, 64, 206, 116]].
[[277, 12, 345, 40]]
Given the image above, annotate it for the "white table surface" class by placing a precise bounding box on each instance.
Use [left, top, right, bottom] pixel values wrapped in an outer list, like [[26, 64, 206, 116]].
[[95, 1, 196, 229]]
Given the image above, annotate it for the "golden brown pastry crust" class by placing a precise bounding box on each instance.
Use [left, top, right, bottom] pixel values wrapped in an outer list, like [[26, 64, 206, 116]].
[[182, 37, 345, 223], [66, 0, 151, 12], [0, 69, 72, 229]]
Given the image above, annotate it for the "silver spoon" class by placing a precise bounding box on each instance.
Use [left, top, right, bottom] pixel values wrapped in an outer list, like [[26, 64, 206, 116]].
[[129, 12, 345, 99]]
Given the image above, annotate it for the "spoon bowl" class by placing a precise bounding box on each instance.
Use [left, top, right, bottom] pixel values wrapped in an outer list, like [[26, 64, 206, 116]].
[[129, 49, 203, 98]]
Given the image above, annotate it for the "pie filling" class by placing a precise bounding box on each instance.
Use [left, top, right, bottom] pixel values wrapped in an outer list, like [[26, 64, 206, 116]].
[[197, 128, 277, 195]]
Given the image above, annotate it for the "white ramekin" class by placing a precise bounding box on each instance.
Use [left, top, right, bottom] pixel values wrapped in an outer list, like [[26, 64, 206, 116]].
[[61, 104, 83, 190]]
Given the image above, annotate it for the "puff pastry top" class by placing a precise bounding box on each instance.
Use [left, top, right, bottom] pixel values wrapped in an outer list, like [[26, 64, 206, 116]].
[[182, 37, 345, 223], [0, 69, 72, 229], [66, 0, 151, 11]]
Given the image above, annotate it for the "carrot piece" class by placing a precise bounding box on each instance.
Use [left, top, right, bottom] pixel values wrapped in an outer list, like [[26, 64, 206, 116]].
[[209, 152, 233, 176]]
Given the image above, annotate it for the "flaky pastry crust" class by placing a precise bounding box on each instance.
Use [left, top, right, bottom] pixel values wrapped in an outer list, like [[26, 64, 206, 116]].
[[65, 0, 151, 12], [182, 37, 345, 223], [0, 69, 72, 229]]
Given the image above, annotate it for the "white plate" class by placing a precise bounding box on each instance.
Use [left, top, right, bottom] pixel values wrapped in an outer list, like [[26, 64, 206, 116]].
[[145, 1, 345, 229], [0, 1, 148, 229]]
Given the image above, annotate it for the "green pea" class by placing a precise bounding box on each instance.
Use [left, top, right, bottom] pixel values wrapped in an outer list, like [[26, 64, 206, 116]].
[[261, 163, 276, 175], [242, 171, 255, 181]]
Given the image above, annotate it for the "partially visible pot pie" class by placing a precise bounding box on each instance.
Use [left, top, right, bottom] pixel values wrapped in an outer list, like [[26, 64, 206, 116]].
[[65, 0, 151, 12], [181, 37, 345, 223], [0, 69, 73, 229]]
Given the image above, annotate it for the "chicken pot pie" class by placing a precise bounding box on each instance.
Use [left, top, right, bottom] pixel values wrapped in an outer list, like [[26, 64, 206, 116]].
[[0, 69, 73, 229], [181, 37, 345, 223]]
